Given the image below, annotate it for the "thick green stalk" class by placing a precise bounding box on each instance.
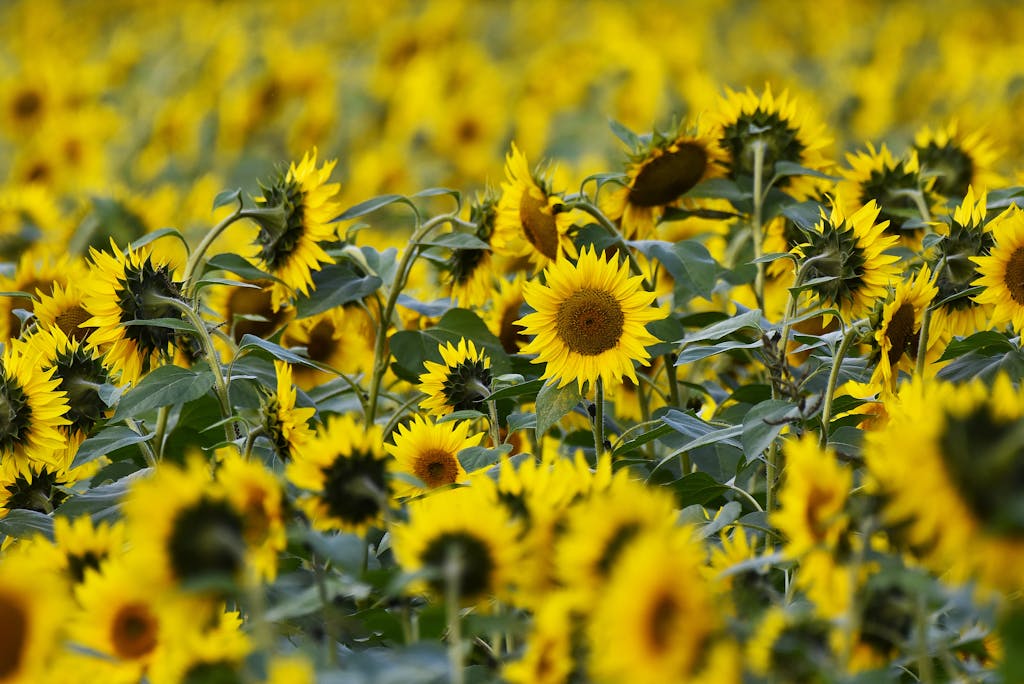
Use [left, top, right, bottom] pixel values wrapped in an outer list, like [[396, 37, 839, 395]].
[[592, 379, 605, 456], [751, 140, 767, 312]]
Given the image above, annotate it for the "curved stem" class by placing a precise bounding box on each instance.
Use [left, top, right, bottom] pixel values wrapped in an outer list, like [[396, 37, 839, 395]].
[[751, 140, 767, 312], [820, 320, 867, 447], [125, 417, 157, 467], [183, 206, 247, 299]]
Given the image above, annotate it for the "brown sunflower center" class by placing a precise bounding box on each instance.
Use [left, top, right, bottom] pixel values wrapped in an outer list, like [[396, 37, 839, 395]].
[[228, 285, 285, 342], [804, 485, 840, 542], [498, 298, 527, 354], [519, 190, 559, 260], [885, 303, 918, 368], [420, 531, 496, 600], [12, 90, 41, 122], [647, 592, 678, 653], [111, 603, 159, 659], [55, 305, 92, 342], [555, 289, 625, 356], [414, 448, 460, 488], [628, 143, 708, 208], [0, 593, 26, 678], [1005, 247, 1024, 305]]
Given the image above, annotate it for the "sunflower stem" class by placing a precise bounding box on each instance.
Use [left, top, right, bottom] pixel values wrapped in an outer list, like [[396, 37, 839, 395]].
[[152, 405, 170, 461], [486, 399, 502, 448], [182, 205, 249, 301], [592, 379, 605, 456], [445, 545, 466, 684], [125, 417, 158, 468], [915, 589, 936, 684], [915, 303, 933, 380], [312, 552, 338, 667], [664, 353, 681, 408], [820, 320, 867, 448], [751, 140, 767, 313]]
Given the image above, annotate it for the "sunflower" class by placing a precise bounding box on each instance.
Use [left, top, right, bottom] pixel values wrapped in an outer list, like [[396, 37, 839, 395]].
[[792, 198, 900, 323], [258, 360, 317, 463], [0, 249, 85, 342], [601, 118, 727, 240], [124, 458, 248, 591], [839, 143, 939, 249], [0, 339, 69, 471], [587, 528, 740, 684], [0, 461, 72, 516], [391, 484, 522, 605], [286, 413, 393, 535], [385, 415, 483, 498], [279, 305, 375, 388], [0, 552, 69, 684], [516, 246, 666, 392], [972, 204, 1024, 335], [492, 142, 576, 270], [713, 84, 831, 199], [913, 120, 1001, 199], [486, 274, 529, 355], [252, 148, 342, 311], [929, 186, 995, 339], [857, 266, 939, 395], [503, 592, 577, 684], [204, 278, 293, 346], [555, 473, 677, 610], [216, 451, 287, 582], [147, 609, 251, 684], [418, 338, 492, 418], [444, 190, 499, 308], [32, 281, 94, 344], [50, 516, 127, 585], [864, 375, 1024, 593], [0, 184, 68, 262], [81, 239, 187, 385], [746, 607, 833, 683]]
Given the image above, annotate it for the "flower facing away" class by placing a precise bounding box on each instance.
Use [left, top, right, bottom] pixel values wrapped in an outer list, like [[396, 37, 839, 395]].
[[386, 415, 483, 498], [516, 246, 666, 392], [913, 120, 1001, 199], [418, 337, 492, 418], [972, 204, 1024, 335], [444, 190, 499, 308], [252, 148, 342, 310]]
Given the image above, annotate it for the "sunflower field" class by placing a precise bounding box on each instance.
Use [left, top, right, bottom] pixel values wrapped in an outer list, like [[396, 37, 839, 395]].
[[6, 0, 1024, 682]]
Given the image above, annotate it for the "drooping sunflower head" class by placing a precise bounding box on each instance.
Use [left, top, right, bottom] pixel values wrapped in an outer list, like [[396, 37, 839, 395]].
[[81, 240, 187, 385], [839, 142, 939, 249], [913, 120, 1001, 199], [602, 118, 727, 240], [391, 483, 522, 606], [259, 360, 317, 463], [517, 246, 666, 392], [713, 84, 831, 197], [418, 338, 492, 417], [385, 414, 483, 498], [929, 186, 995, 339], [253, 148, 341, 310], [793, 198, 900, 323], [0, 339, 70, 471], [971, 204, 1024, 335], [492, 142, 577, 270], [865, 375, 1024, 593], [286, 413, 392, 535], [444, 190, 498, 308], [0, 461, 72, 515]]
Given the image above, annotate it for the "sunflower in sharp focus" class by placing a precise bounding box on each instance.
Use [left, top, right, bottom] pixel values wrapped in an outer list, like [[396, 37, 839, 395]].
[[0, 339, 70, 471], [587, 528, 740, 684], [0, 461, 73, 516], [865, 375, 1024, 593], [929, 186, 995, 339], [287, 414, 392, 535], [792, 199, 900, 323], [0, 552, 68, 684], [81, 240, 187, 385], [839, 143, 939, 249], [252, 148, 342, 311], [391, 484, 522, 605], [492, 142, 576, 270], [602, 118, 727, 240], [972, 204, 1024, 336], [913, 121, 1001, 199], [517, 246, 666, 392], [33, 282, 95, 344], [0, 250, 84, 342], [258, 361, 317, 463], [418, 338, 492, 418], [713, 84, 831, 199], [386, 415, 482, 498]]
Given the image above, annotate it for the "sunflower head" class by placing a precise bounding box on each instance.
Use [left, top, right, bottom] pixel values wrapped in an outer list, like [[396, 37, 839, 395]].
[[385, 414, 483, 498], [1, 462, 71, 514], [28, 326, 112, 440], [971, 204, 1024, 335], [258, 361, 317, 463], [444, 190, 498, 308], [253, 148, 341, 310], [0, 339, 70, 470], [418, 338, 492, 417], [746, 607, 833, 682], [913, 121, 1001, 199], [33, 281, 94, 344]]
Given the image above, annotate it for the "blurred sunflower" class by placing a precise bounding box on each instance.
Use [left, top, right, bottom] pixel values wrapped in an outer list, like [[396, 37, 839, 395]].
[[0, 250, 85, 342], [972, 204, 1024, 335], [486, 274, 529, 355], [280, 305, 375, 388], [385, 415, 482, 498], [216, 451, 287, 583], [286, 414, 393, 535], [792, 199, 900, 323], [587, 528, 740, 684], [517, 246, 666, 392], [746, 607, 834, 682], [418, 338, 492, 418], [252, 148, 342, 311], [913, 120, 1001, 199], [50, 515, 126, 585], [929, 186, 995, 339], [492, 142, 576, 270], [205, 278, 293, 346], [0, 339, 70, 471], [865, 375, 1024, 593], [840, 143, 939, 249], [258, 360, 316, 463], [0, 184, 68, 261], [391, 484, 522, 605], [713, 84, 831, 198], [147, 609, 251, 684], [81, 240, 187, 385], [503, 592, 577, 684], [0, 552, 69, 684], [602, 119, 727, 239]]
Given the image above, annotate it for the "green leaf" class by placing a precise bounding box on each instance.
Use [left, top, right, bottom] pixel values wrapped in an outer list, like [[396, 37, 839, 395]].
[[72, 426, 155, 468], [772, 161, 839, 181], [304, 530, 368, 574], [130, 227, 190, 253], [675, 339, 763, 365], [388, 308, 511, 383], [631, 240, 725, 302], [204, 253, 281, 283], [698, 501, 743, 538], [672, 472, 728, 507], [212, 188, 242, 211], [741, 400, 800, 463], [237, 334, 338, 377], [56, 471, 148, 519], [0, 509, 54, 541], [331, 194, 414, 222], [293, 262, 382, 318], [459, 444, 512, 471], [608, 118, 642, 149], [484, 378, 545, 403], [678, 308, 763, 346], [411, 187, 460, 202], [1002, 608, 1024, 684], [937, 330, 1015, 362], [421, 232, 491, 250], [436, 409, 485, 423], [112, 366, 216, 421], [120, 317, 196, 332], [535, 380, 582, 438], [781, 201, 824, 232], [684, 178, 751, 202], [613, 422, 675, 456], [749, 252, 795, 265]]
